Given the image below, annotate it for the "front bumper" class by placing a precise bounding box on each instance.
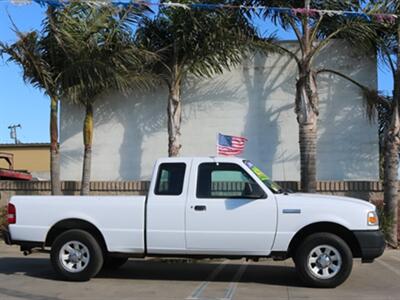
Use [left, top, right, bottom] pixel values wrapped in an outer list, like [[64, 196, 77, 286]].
[[353, 230, 385, 262]]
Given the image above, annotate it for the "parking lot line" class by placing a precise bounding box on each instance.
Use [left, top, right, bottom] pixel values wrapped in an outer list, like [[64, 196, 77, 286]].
[[186, 261, 228, 300], [220, 261, 248, 300], [376, 259, 400, 277]]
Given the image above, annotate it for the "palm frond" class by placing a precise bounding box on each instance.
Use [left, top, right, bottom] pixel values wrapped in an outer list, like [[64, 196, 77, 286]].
[[43, 2, 159, 105], [136, 0, 259, 83], [0, 27, 56, 97], [317, 68, 391, 121]]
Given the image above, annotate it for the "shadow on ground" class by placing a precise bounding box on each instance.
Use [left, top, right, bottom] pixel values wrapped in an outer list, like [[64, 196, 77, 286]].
[[0, 257, 305, 287]]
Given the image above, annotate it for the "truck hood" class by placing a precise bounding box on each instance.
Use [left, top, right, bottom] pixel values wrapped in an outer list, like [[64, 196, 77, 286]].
[[276, 192, 376, 210], [274, 192, 379, 232]]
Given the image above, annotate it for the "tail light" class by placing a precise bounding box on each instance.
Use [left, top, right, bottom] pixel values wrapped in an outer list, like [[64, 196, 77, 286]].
[[7, 203, 16, 224]]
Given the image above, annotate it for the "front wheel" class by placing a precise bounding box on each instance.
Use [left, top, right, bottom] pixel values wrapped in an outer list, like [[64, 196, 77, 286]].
[[294, 232, 353, 288], [50, 229, 104, 281]]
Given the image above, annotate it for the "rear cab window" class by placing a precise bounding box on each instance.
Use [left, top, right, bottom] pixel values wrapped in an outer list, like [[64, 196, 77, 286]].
[[155, 163, 186, 196]]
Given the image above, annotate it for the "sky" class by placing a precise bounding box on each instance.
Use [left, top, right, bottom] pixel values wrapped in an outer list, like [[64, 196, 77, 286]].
[[0, 2, 48, 143], [0, 1, 394, 144]]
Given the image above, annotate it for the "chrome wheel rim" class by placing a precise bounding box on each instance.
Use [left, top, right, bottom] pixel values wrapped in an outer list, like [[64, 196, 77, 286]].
[[59, 241, 90, 273], [307, 245, 342, 279]]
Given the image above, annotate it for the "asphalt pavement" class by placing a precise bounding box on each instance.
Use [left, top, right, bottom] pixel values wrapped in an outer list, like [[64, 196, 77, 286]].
[[0, 241, 399, 300]]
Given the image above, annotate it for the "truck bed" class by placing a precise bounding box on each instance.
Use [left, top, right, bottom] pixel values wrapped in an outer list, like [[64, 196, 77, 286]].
[[9, 195, 146, 253]]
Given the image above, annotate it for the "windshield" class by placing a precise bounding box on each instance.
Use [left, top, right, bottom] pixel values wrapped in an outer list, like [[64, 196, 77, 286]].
[[243, 160, 283, 194]]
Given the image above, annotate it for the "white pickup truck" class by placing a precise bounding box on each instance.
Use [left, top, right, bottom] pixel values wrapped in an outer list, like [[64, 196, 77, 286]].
[[3, 157, 385, 287]]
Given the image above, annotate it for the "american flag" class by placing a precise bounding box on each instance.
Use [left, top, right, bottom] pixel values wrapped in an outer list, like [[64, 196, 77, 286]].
[[217, 133, 248, 156]]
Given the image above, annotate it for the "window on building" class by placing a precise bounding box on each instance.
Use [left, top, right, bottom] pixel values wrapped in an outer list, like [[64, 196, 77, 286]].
[[155, 163, 186, 195]]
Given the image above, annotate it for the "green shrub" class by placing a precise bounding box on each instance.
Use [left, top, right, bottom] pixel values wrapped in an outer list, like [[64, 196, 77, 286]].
[[375, 203, 394, 242], [0, 206, 7, 238]]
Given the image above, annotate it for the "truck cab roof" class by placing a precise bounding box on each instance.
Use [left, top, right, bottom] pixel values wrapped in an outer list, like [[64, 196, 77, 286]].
[[155, 156, 246, 164]]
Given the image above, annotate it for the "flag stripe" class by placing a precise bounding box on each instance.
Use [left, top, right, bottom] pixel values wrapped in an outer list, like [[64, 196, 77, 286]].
[[217, 133, 247, 156], [218, 147, 242, 153]]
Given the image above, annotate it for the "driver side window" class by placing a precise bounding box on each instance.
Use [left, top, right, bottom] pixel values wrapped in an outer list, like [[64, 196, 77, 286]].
[[196, 163, 262, 198]]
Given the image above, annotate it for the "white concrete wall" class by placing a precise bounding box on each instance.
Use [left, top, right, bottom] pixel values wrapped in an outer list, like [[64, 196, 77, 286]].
[[60, 41, 379, 181]]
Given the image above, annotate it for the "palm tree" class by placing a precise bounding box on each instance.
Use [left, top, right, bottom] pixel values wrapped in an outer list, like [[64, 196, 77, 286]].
[[382, 22, 400, 247], [361, 0, 400, 247], [307, 0, 399, 247], [136, 0, 256, 157], [50, 2, 155, 195], [0, 7, 62, 195], [253, 0, 378, 192]]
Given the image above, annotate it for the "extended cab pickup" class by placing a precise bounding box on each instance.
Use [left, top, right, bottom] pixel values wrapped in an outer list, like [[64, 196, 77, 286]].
[[3, 157, 385, 287]]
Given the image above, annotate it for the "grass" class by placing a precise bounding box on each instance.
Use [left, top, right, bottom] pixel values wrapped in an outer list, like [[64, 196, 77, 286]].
[[373, 202, 395, 243]]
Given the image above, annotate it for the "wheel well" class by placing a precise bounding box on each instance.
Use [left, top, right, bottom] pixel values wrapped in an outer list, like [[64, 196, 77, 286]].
[[288, 222, 362, 258], [45, 219, 107, 252]]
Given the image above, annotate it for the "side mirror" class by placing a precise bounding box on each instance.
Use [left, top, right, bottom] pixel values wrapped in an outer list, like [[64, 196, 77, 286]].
[[243, 183, 267, 199]]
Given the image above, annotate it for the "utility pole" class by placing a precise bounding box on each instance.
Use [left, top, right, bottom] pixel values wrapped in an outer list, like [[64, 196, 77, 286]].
[[8, 124, 22, 144]]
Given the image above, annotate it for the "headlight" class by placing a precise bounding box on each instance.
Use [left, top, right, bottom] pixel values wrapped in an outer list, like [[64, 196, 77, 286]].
[[367, 211, 379, 226]]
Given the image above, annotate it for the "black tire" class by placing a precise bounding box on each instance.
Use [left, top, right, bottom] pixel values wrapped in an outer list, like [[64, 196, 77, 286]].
[[294, 232, 353, 288], [102, 256, 128, 270], [50, 229, 104, 281]]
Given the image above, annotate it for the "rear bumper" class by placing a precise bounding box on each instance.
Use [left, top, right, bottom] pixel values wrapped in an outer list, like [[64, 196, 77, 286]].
[[2, 228, 43, 252], [1, 228, 12, 245], [353, 230, 385, 262]]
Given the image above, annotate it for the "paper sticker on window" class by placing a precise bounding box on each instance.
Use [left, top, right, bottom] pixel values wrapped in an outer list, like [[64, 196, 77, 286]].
[[251, 166, 269, 181], [244, 161, 269, 181]]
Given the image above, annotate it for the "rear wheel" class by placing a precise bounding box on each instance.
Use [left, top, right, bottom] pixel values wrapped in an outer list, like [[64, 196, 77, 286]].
[[294, 232, 353, 288], [50, 229, 104, 281]]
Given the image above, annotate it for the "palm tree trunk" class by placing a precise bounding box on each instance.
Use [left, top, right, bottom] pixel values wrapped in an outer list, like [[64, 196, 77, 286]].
[[299, 121, 317, 192], [383, 71, 400, 247], [50, 97, 61, 195], [383, 112, 399, 247], [296, 68, 318, 193], [167, 76, 182, 157], [383, 21, 400, 247], [81, 103, 93, 196], [294, 2, 318, 193]]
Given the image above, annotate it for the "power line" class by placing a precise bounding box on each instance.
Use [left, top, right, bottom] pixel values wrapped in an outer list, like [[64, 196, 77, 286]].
[[1, 0, 399, 23]]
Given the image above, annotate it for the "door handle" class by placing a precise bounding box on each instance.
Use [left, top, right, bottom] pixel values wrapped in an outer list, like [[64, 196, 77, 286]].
[[194, 205, 207, 211]]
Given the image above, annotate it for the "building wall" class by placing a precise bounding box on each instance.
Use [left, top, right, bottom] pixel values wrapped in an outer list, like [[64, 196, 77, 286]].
[[60, 41, 378, 181], [0, 144, 50, 180]]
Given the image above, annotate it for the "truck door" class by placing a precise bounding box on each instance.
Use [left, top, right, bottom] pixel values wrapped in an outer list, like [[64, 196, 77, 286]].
[[185, 159, 277, 255], [146, 160, 190, 254]]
